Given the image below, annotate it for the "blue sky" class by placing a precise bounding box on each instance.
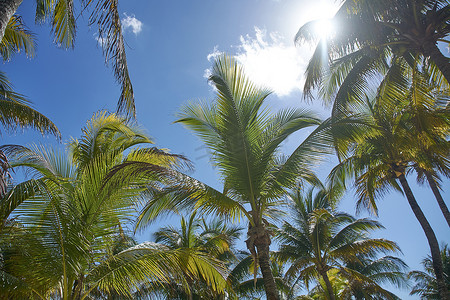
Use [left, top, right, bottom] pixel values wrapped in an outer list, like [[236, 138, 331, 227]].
[[4, 0, 450, 298]]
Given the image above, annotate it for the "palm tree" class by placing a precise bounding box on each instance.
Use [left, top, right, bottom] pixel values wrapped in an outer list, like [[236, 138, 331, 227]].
[[276, 182, 404, 300], [398, 72, 450, 227], [296, 0, 450, 226], [0, 112, 226, 299], [103, 54, 332, 300], [175, 54, 333, 300], [328, 93, 449, 299], [296, 0, 450, 113], [409, 244, 450, 298], [146, 212, 242, 299], [0, 0, 136, 117], [337, 255, 409, 299], [304, 255, 408, 300]]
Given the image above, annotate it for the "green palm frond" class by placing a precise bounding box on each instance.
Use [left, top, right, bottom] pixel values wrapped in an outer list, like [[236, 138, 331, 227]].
[[69, 111, 152, 164], [328, 218, 386, 250], [8, 144, 73, 179], [331, 238, 400, 261], [50, 0, 76, 48], [0, 71, 60, 137], [338, 266, 403, 300], [0, 178, 47, 222], [0, 14, 35, 61], [330, 50, 388, 116], [84, 243, 227, 299], [0, 97, 60, 136], [128, 165, 248, 228]]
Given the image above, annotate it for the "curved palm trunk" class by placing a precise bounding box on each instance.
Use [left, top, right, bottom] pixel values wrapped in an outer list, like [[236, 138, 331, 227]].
[[398, 174, 449, 300], [422, 42, 450, 85], [424, 170, 450, 227], [0, 0, 22, 42], [320, 271, 336, 300]]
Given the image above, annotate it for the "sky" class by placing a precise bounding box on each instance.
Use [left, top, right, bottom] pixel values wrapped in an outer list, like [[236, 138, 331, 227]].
[[3, 0, 450, 298]]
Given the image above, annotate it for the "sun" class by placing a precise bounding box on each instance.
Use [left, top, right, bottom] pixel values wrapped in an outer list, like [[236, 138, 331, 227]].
[[314, 18, 335, 39], [281, 0, 340, 38]]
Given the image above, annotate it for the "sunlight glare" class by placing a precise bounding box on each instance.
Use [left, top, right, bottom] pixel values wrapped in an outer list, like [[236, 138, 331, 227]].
[[281, 0, 339, 38], [314, 18, 334, 39]]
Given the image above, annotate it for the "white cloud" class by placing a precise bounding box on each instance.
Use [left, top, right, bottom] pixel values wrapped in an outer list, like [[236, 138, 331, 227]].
[[207, 46, 223, 62], [122, 13, 143, 35], [205, 27, 312, 98], [235, 27, 310, 97]]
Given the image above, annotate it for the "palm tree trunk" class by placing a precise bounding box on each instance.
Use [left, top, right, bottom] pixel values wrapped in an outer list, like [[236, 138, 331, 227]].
[[424, 170, 450, 227], [255, 239, 279, 300], [0, 0, 22, 42], [398, 174, 449, 300], [320, 271, 336, 300], [422, 41, 450, 85], [247, 224, 279, 300]]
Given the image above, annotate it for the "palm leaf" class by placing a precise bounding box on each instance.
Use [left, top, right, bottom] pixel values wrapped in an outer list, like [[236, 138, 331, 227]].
[[0, 14, 35, 61], [90, 0, 135, 117]]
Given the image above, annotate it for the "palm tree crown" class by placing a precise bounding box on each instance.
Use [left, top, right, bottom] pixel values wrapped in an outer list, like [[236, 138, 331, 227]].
[[174, 54, 325, 300], [296, 0, 450, 117], [409, 244, 450, 299], [0, 112, 225, 299], [276, 182, 405, 300]]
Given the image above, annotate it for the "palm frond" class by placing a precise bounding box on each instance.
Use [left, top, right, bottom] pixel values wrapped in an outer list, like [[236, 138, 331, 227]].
[[90, 0, 135, 117], [52, 0, 76, 48], [85, 243, 227, 298], [0, 14, 35, 61]]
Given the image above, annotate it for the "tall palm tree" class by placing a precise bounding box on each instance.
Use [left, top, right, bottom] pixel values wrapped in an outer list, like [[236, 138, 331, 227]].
[[175, 54, 332, 300], [409, 244, 450, 298], [0, 0, 136, 117], [104, 54, 332, 300], [0, 112, 226, 299], [328, 93, 449, 299], [297, 0, 450, 226], [276, 182, 404, 300], [398, 72, 450, 227]]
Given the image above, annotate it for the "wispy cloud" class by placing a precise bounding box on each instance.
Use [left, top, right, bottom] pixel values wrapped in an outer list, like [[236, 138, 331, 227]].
[[122, 13, 143, 35], [205, 27, 312, 98]]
